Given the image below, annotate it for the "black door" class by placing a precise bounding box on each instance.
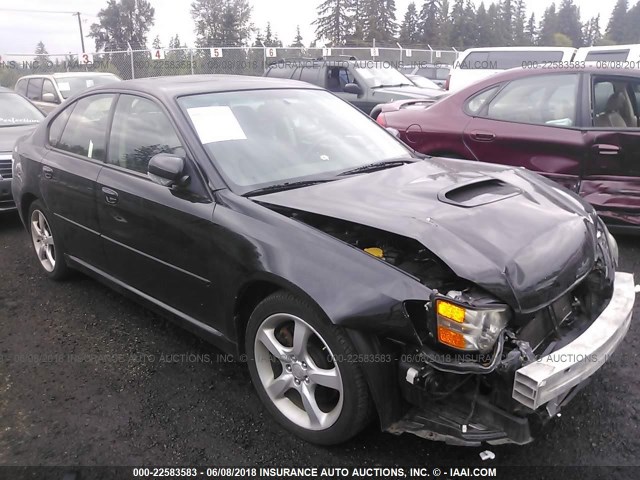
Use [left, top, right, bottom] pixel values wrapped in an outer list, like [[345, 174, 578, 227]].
[[96, 94, 216, 322], [41, 93, 115, 268]]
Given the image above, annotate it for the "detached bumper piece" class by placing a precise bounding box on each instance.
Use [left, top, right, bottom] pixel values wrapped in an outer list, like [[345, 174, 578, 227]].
[[512, 271, 635, 410]]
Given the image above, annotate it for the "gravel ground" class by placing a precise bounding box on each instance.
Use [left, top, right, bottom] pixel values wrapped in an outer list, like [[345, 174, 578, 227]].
[[1, 212, 639, 476]]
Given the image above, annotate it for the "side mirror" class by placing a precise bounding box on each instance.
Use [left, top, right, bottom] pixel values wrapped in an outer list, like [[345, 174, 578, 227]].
[[148, 153, 186, 187], [42, 92, 59, 104], [344, 83, 362, 95]]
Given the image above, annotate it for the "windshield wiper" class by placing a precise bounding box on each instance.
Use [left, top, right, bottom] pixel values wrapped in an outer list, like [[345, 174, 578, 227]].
[[243, 179, 334, 196], [372, 83, 414, 88], [338, 159, 415, 176]]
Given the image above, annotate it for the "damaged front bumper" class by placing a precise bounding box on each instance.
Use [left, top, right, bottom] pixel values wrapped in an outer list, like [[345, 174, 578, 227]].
[[388, 272, 635, 446], [513, 272, 634, 410]]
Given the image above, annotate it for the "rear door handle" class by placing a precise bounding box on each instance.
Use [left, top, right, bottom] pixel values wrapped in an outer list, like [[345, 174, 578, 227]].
[[102, 186, 119, 205], [470, 131, 496, 142], [42, 166, 53, 179], [593, 144, 620, 156]]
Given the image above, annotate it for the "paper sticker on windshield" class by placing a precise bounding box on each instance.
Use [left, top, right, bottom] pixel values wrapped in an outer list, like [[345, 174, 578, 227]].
[[58, 82, 70, 91], [86, 79, 94, 87], [187, 106, 247, 144]]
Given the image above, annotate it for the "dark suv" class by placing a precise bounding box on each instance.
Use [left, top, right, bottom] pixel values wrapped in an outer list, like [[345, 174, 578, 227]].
[[264, 57, 445, 115]]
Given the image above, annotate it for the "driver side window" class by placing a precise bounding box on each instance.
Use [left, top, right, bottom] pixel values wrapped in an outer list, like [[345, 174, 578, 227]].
[[107, 95, 183, 174]]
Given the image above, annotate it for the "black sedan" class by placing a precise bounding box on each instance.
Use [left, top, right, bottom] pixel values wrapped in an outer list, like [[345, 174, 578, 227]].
[[11, 75, 634, 446]]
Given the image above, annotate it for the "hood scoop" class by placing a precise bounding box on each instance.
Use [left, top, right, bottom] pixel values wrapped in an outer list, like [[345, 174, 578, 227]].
[[437, 177, 521, 208]]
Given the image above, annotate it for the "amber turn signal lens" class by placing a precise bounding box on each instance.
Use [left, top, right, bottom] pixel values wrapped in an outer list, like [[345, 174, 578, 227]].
[[436, 300, 465, 323], [437, 326, 466, 349]]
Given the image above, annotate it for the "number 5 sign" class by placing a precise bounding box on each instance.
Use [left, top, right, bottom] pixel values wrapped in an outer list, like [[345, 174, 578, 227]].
[[150, 49, 165, 60], [210, 48, 223, 58], [265, 48, 277, 58], [78, 52, 94, 64]]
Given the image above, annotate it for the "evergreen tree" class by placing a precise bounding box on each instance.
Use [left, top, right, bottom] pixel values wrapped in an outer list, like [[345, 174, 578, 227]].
[[449, 0, 476, 49], [34, 40, 50, 64], [538, 3, 558, 46], [556, 0, 582, 46], [152, 35, 162, 49], [605, 0, 627, 44], [419, 0, 441, 46], [361, 0, 398, 44], [525, 13, 537, 45], [475, 2, 498, 47], [89, 0, 156, 51], [513, 0, 527, 45], [582, 15, 602, 46], [264, 22, 274, 45], [253, 28, 264, 47], [486, 3, 502, 47], [191, 0, 253, 47], [439, 0, 451, 46], [314, 0, 353, 45], [291, 25, 304, 47], [399, 2, 420, 44], [498, 0, 514, 45], [627, 2, 640, 43]]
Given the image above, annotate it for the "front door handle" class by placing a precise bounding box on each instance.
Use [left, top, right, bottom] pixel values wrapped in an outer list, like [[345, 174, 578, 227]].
[[42, 166, 53, 179], [593, 144, 620, 156], [102, 186, 119, 205], [470, 131, 496, 142]]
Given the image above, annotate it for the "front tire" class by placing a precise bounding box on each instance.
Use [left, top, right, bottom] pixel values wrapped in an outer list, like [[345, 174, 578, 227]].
[[28, 200, 70, 280], [245, 291, 372, 445]]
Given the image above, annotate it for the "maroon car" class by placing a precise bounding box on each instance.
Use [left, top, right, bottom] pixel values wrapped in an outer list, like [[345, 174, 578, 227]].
[[375, 66, 640, 231]]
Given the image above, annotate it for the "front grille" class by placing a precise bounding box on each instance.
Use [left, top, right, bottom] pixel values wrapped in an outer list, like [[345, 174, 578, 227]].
[[0, 159, 12, 179]]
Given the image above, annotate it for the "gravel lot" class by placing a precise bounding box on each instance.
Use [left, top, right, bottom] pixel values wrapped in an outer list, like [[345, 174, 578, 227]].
[[1, 211, 639, 476]]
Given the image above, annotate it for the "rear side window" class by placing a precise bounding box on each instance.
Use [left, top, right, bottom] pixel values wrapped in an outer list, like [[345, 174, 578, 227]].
[[484, 74, 579, 127], [57, 94, 115, 160], [15, 79, 27, 96], [299, 67, 321, 84], [26, 78, 43, 101], [107, 95, 182, 174], [465, 86, 501, 115], [585, 50, 630, 62]]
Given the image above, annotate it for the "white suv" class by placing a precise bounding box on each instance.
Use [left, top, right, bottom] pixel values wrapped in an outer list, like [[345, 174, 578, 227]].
[[447, 47, 577, 92], [15, 72, 121, 114]]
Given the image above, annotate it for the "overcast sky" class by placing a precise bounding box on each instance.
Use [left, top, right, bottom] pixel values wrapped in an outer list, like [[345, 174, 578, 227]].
[[0, 0, 621, 54]]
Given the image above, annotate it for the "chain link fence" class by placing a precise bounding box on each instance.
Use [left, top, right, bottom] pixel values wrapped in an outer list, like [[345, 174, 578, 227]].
[[0, 46, 461, 87]]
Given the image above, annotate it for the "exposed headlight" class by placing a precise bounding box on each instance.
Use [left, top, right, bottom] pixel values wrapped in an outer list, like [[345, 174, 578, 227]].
[[597, 219, 618, 269], [435, 297, 510, 353]]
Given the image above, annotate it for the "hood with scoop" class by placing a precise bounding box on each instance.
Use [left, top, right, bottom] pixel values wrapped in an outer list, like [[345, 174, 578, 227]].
[[257, 158, 599, 313]]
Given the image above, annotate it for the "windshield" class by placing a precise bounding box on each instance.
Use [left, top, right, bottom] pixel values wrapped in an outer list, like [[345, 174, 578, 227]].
[[354, 63, 413, 88], [0, 92, 44, 127], [56, 74, 121, 99], [178, 89, 412, 193]]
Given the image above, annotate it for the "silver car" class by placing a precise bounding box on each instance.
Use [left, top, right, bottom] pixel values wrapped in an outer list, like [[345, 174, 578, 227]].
[[15, 72, 121, 114]]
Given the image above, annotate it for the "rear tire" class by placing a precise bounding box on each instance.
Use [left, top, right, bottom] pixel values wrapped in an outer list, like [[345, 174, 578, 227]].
[[28, 200, 70, 280], [245, 291, 372, 445]]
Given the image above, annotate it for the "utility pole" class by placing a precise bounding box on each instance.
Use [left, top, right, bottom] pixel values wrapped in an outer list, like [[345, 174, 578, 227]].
[[74, 12, 85, 53]]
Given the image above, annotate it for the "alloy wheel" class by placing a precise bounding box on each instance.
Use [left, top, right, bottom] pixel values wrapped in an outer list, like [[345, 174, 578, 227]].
[[30, 209, 56, 272]]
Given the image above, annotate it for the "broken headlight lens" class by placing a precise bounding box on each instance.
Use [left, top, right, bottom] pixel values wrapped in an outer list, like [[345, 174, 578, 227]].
[[435, 298, 510, 353]]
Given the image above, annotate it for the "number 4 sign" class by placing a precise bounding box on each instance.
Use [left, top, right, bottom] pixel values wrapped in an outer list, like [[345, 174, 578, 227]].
[[78, 53, 94, 64], [151, 49, 165, 60]]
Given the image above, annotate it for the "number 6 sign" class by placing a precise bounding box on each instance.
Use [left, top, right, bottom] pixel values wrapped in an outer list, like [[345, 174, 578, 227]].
[[266, 48, 277, 58]]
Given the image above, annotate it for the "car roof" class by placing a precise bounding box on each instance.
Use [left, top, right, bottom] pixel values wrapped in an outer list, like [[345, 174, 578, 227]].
[[461, 46, 577, 53], [90, 74, 323, 98], [454, 65, 640, 95]]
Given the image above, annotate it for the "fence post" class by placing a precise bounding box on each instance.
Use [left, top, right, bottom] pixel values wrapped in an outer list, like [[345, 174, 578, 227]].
[[127, 42, 135, 79], [190, 48, 194, 75]]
